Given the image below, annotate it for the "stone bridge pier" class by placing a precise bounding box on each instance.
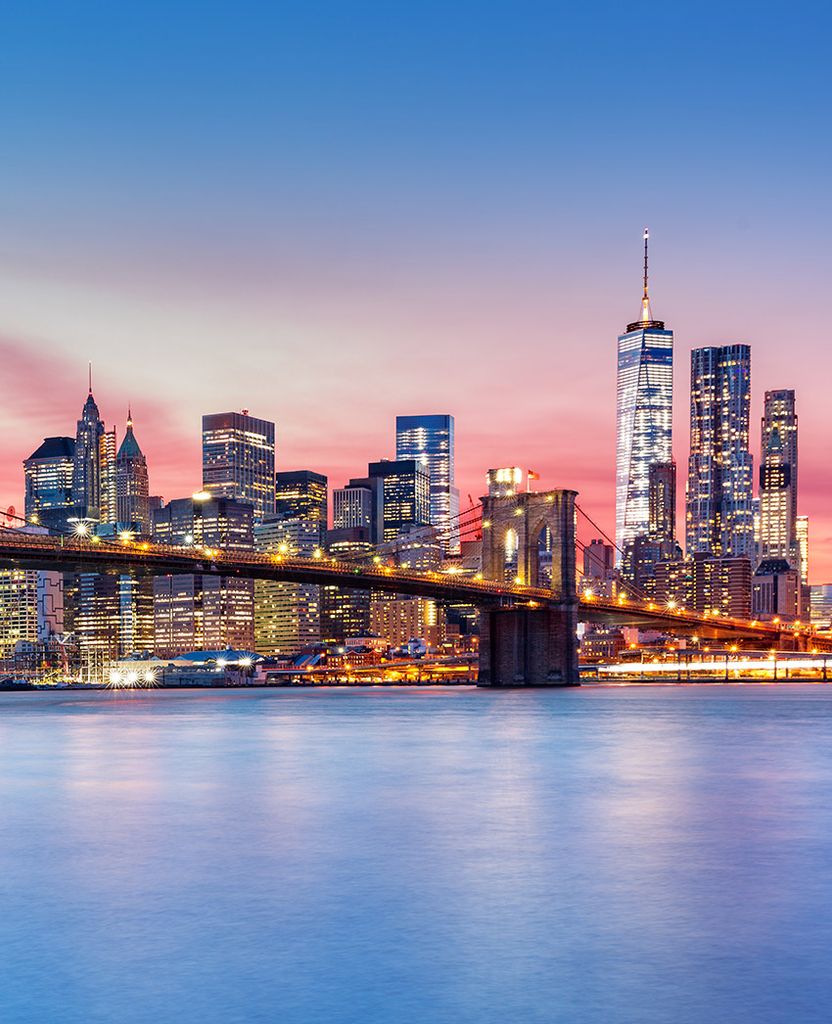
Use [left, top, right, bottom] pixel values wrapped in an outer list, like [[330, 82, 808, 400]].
[[477, 489, 579, 687]]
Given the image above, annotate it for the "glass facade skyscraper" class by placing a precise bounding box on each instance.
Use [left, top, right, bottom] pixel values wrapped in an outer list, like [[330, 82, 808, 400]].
[[24, 436, 78, 532], [202, 411, 275, 521], [758, 389, 798, 567], [395, 415, 459, 553], [686, 344, 754, 559], [368, 459, 430, 542], [615, 232, 673, 556]]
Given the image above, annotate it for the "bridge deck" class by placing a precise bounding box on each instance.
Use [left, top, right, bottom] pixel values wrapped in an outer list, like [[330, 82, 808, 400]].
[[1, 529, 829, 651]]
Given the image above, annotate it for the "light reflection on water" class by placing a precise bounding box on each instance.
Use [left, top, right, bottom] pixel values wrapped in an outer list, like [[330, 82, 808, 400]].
[[1, 685, 831, 1024]]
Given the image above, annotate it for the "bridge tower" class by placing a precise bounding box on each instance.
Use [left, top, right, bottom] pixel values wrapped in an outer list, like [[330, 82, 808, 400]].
[[478, 489, 579, 687]]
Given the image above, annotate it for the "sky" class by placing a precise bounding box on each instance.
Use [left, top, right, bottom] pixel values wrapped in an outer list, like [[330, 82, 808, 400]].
[[1, 2, 830, 577]]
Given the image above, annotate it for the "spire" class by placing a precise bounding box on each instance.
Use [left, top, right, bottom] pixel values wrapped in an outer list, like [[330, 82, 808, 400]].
[[88, 361, 93, 395], [117, 406, 143, 460], [641, 227, 652, 323]]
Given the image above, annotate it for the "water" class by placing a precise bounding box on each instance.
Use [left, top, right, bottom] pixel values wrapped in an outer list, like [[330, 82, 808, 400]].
[[1, 685, 831, 1024]]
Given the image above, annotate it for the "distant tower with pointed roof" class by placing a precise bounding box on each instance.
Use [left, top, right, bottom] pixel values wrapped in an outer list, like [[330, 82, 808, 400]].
[[116, 408, 150, 532], [73, 367, 105, 520], [615, 229, 674, 558]]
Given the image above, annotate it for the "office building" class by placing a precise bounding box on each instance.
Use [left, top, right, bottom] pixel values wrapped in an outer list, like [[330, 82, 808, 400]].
[[73, 382, 105, 521], [274, 471, 327, 534], [320, 527, 375, 642], [648, 462, 676, 543], [24, 436, 78, 532], [371, 593, 445, 650], [202, 410, 275, 520], [752, 559, 802, 621], [0, 556, 63, 657], [116, 410, 150, 533], [368, 459, 430, 542], [254, 515, 321, 656], [758, 390, 798, 566], [98, 427, 117, 525], [396, 415, 459, 553], [615, 230, 673, 555], [151, 495, 254, 655], [796, 515, 809, 585], [810, 585, 832, 628], [686, 344, 754, 559]]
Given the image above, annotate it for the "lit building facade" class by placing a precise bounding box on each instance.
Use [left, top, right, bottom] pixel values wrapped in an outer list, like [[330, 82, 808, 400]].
[[151, 495, 255, 655], [368, 460, 430, 542], [275, 471, 327, 536], [24, 436, 78, 532], [321, 527, 375, 642], [395, 415, 459, 554], [73, 386, 105, 520], [333, 485, 376, 533], [202, 411, 275, 521], [116, 410, 150, 532], [98, 428, 117, 525], [615, 231, 673, 556], [254, 515, 321, 656], [648, 461, 676, 543], [686, 344, 754, 559], [796, 515, 809, 585], [370, 592, 445, 650], [758, 390, 798, 567], [0, 562, 63, 657]]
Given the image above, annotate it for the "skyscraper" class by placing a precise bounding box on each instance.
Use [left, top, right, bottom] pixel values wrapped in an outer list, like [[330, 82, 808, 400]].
[[395, 415, 459, 553], [116, 409, 150, 532], [648, 462, 676, 544], [274, 471, 328, 535], [254, 515, 321, 656], [367, 460, 430, 542], [24, 437, 78, 532], [202, 411, 275, 520], [73, 378, 105, 521], [758, 390, 798, 567], [98, 427, 117, 526], [686, 344, 754, 558], [151, 495, 255, 655], [615, 230, 673, 556]]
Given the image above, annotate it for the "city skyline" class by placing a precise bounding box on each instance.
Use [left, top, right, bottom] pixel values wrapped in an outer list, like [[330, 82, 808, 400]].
[[1, 5, 830, 578]]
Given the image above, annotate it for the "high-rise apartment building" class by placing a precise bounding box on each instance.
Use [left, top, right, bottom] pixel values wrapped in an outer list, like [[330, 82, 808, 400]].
[[395, 415, 459, 553], [202, 411, 275, 520], [24, 437, 78, 532], [686, 344, 754, 558], [116, 410, 150, 532], [758, 390, 798, 567], [615, 230, 673, 556], [367, 460, 430, 542]]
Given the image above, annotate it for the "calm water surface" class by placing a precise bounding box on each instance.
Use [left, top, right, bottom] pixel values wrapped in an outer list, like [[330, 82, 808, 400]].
[[1, 685, 831, 1024]]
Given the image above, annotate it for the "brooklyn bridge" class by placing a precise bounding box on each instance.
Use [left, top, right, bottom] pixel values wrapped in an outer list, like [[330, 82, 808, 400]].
[[2, 488, 828, 686]]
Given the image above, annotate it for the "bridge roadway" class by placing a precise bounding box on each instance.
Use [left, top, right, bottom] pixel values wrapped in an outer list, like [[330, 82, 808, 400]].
[[0, 529, 829, 652]]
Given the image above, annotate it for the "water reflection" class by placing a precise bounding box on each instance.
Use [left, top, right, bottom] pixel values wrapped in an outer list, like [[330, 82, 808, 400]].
[[1, 686, 831, 1024]]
